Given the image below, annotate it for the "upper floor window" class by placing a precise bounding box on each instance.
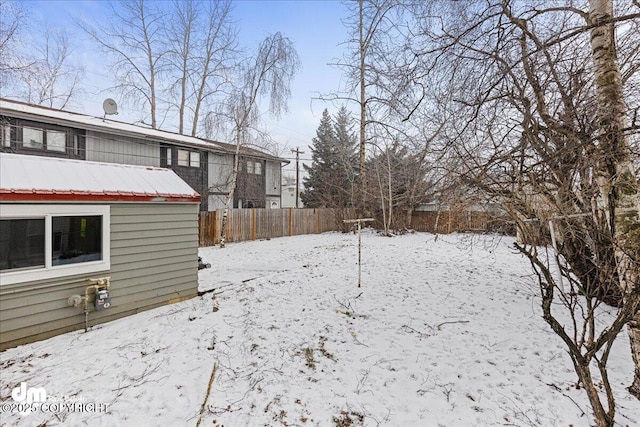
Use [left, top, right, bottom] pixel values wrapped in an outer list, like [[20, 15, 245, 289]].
[[1, 123, 10, 147], [161, 146, 173, 167], [246, 160, 262, 175], [1, 119, 85, 158], [177, 149, 200, 167], [22, 127, 67, 152]]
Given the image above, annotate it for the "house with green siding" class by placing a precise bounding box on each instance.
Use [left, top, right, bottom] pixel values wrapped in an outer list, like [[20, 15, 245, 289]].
[[0, 153, 201, 350]]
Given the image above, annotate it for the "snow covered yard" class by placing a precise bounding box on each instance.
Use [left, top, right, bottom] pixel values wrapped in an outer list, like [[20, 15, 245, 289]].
[[1, 231, 638, 426]]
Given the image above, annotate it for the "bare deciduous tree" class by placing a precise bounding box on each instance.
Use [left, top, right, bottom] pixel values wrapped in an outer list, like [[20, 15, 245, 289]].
[[166, 0, 237, 136], [321, 0, 401, 211], [17, 29, 83, 109], [216, 32, 300, 247], [1, 1, 82, 109], [80, 0, 167, 128], [0, 0, 28, 77], [402, 1, 639, 424]]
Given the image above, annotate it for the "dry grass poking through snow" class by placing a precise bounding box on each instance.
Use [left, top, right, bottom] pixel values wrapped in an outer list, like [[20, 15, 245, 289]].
[[0, 232, 638, 426]]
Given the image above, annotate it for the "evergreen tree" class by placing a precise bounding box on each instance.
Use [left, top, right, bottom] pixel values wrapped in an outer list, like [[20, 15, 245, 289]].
[[332, 106, 358, 205], [302, 108, 357, 207]]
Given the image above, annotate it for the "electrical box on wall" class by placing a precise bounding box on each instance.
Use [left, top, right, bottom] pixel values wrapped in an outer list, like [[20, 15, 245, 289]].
[[94, 288, 111, 310]]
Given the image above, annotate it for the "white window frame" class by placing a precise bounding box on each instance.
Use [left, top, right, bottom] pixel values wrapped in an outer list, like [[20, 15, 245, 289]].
[[1, 123, 10, 147], [0, 205, 110, 285], [254, 161, 262, 175]]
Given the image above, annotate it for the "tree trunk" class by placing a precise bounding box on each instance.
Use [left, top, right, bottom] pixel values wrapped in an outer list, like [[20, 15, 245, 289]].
[[576, 361, 615, 427], [589, 0, 640, 398], [406, 206, 413, 230], [358, 0, 367, 213], [629, 316, 640, 397], [220, 133, 241, 248]]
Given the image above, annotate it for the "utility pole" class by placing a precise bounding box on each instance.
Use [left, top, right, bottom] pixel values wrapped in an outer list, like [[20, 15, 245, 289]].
[[291, 147, 304, 208]]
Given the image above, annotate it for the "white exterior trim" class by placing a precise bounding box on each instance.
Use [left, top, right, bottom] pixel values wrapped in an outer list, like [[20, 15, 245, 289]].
[[0, 205, 111, 285]]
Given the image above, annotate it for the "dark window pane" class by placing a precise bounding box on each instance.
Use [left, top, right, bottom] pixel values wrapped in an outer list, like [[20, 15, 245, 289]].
[[0, 219, 45, 271], [52, 216, 102, 266]]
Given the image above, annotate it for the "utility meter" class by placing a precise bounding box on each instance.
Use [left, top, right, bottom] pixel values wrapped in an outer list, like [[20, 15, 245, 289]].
[[95, 288, 111, 310]]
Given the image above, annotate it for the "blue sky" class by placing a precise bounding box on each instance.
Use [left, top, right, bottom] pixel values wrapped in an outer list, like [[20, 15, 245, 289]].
[[21, 0, 355, 169]]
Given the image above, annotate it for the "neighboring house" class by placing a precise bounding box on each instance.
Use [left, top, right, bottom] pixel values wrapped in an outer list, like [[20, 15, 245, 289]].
[[209, 141, 285, 210], [0, 153, 201, 350], [281, 180, 304, 208], [0, 98, 287, 211], [280, 175, 304, 208]]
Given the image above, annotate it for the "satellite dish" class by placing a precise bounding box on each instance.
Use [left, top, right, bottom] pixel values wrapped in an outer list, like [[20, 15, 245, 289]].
[[103, 98, 118, 116]]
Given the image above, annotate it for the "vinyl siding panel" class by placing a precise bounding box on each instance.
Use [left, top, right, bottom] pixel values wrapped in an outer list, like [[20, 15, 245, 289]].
[[0, 202, 199, 350]]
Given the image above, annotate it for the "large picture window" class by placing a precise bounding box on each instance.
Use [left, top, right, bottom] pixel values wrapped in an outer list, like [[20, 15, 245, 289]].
[[0, 219, 45, 271], [0, 206, 110, 285], [52, 216, 102, 266]]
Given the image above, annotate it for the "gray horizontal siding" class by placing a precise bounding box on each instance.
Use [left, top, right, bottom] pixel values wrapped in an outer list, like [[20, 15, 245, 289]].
[[85, 130, 161, 166], [0, 202, 199, 350]]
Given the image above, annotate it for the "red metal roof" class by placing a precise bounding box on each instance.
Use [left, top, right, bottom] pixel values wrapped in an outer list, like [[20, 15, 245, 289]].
[[0, 153, 201, 203]]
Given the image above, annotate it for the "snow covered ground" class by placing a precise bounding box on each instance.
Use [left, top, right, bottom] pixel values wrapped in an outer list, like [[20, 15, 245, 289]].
[[1, 231, 638, 426]]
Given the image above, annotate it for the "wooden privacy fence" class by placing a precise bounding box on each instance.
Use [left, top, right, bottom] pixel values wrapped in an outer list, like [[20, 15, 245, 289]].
[[199, 208, 356, 246], [410, 210, 514, 235]]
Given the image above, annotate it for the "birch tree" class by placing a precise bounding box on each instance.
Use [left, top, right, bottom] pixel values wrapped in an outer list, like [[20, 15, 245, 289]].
[[217, 32, 300, 247], [165, 0, 237, 136], [0, 2, 82, 108], [322, 0, 400, 211], [81, 0, 166, 128], [0, 0, 28, 76], [403, 1, 639, 424], [589, 0, 640, 398], [17, 29, 83, 109]]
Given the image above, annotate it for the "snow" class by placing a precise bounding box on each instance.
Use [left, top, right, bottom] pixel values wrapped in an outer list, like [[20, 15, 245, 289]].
[[0, 153, 199, 200], [1, 231, 638, 426]]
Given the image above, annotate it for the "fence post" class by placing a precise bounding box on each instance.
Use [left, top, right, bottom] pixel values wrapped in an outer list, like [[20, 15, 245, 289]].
[[252, 208, 257, 241], [289, 207, 293, 236], [212, 210, 218, 245]]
